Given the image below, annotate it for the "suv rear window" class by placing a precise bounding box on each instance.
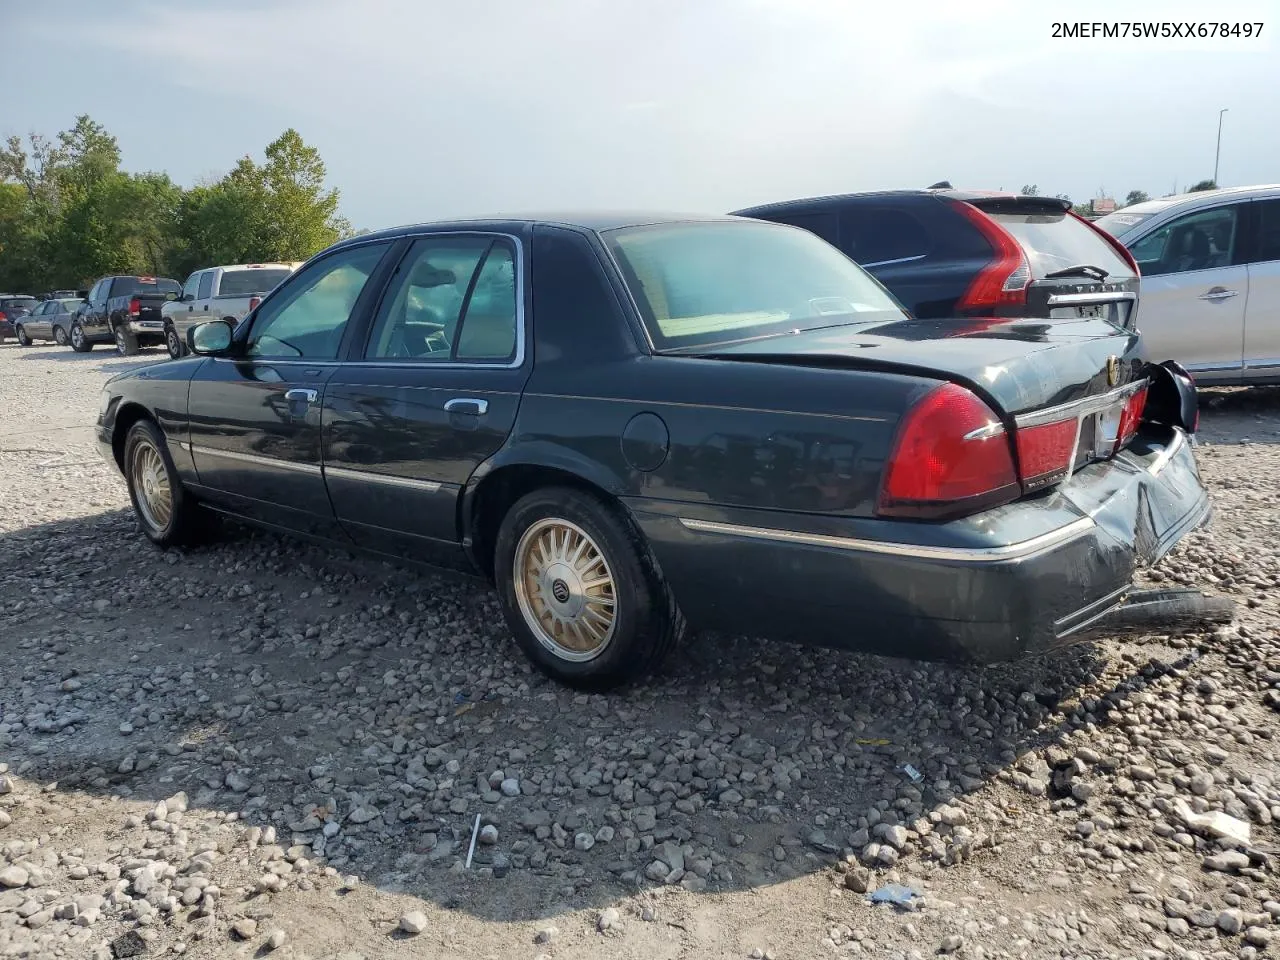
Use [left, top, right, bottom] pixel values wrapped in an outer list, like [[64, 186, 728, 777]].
[[1, 297, 38, 313], [113, 277, 182, 297], [218, 269, 292, 297], [984, 211, 1135, 279]]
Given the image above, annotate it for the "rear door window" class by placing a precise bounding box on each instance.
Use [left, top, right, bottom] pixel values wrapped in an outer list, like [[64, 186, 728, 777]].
[[984, 210, 1136, 279], [758, 211, 840, 248], [840, 207, 931, 266], [1252, 199, 1280, 264]]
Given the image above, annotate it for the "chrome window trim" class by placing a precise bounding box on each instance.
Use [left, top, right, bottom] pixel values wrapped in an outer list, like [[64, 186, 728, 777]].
[[363, 230, 527, 369], [677, 515, 1095, 563], [862, 254, 927, 268], [323, 464, 445, 493], [1045, 291, 1138, 306], [189, 444, 322, 476]]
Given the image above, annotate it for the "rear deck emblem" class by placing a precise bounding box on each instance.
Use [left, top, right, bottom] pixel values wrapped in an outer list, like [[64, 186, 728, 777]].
[[1106, 355, 1120, 387]]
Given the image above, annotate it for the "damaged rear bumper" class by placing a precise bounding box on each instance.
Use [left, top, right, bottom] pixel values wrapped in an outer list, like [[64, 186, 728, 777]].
[[632, 424, 1218, 664]]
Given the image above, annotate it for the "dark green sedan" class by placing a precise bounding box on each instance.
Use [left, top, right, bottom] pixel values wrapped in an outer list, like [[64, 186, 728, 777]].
[[96, 213, 1211, 688]]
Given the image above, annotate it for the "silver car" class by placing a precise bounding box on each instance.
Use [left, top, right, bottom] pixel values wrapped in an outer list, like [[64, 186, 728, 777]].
[[1095, 184, 1280, 386]]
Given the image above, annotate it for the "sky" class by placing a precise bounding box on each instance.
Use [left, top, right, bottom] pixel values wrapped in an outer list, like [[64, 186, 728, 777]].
[[3, 0, 1278, 231]]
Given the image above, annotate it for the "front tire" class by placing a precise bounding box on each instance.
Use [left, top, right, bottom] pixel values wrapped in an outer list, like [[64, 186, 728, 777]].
[[53, 326, 68, 346], [15, 326, 31, 346], [69, 323, 93, 352], [115, 325, 139, 356], [165, 324, 184, 359], [493, 487, 684, 689], [123, 420, 210, 547]]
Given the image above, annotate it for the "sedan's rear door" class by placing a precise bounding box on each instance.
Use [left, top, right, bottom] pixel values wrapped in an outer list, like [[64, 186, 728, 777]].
[[1123, 201, 1249, 384], [322, 231, 531, 568]]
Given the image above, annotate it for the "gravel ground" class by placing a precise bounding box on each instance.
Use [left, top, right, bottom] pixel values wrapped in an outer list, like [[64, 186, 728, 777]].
[[3, 341, 1280, 960]]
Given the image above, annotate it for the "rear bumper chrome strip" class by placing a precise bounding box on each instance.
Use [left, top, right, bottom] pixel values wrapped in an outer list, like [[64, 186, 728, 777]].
[[677, 516, 1095, 563], [1046, 291, 1138, 306]]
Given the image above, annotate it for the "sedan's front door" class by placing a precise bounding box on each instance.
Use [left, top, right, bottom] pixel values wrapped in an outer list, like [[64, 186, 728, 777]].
[[1127, 203, 1249, 384], [322, 233, 530, 567], [187, 241, 395, 536], [27, 302, 53, 339]]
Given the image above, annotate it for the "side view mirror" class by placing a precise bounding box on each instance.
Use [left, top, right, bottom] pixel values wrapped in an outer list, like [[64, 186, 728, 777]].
[[181, 293, 195, 303], [188, 319, 234, 356]]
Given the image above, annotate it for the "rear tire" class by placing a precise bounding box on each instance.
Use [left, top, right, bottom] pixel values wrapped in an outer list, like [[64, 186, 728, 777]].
[[69, 323, 93, 352], [115, 325, 139, 356], [493, 486, 684, 689], [123, 419, 213, 547], [15, 326, 31, 346], [165, 324, 184, 360], [53, 326, 68, 346]]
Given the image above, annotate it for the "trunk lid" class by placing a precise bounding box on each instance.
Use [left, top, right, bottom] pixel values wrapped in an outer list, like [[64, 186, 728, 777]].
[[695, 315, 1143, 417]]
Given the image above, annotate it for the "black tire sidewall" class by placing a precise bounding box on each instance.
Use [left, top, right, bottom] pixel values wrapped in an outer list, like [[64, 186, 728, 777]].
[[493, 487, 673, 689], [54, 326, 68, 345], [16, 327, 30, 346], [70, 324, 90, 352], [166, 327, 183, 359]]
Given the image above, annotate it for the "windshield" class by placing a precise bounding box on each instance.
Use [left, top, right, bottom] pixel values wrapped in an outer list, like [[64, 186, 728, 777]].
[[985, 211, 1136, 279], [604, 220, 907, 350], [1092, 210, 1156, 239], [218, 268, 292, 297]]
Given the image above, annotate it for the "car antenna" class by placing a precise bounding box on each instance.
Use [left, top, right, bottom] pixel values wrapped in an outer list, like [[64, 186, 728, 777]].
[[927, 180, 952, 189]]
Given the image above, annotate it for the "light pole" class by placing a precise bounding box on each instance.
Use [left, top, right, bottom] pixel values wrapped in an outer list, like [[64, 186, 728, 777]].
[[1214, 108, 1228, 186]]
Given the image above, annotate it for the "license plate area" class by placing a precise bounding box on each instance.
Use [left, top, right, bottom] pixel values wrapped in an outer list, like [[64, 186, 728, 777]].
[[1072, 402, 1127, 472], [1048, 299, 1132, 326]]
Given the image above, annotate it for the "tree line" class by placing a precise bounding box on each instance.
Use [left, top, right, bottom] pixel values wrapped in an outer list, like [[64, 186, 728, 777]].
[[0, 116, 352, 293], [1019, 182, 1218, 214]]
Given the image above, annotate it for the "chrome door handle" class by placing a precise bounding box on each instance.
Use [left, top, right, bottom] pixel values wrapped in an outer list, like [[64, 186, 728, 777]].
[[1199, 288, 1239, 301], [444, 397, 488, 416], [285, 388, 319, 403]]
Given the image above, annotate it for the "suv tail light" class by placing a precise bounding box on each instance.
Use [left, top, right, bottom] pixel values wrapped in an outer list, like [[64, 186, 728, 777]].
[[950, 201, 1031, 312], [879, 383, 1020, 519], [128, 297, 141, 316], [248, 296, 261, 311]]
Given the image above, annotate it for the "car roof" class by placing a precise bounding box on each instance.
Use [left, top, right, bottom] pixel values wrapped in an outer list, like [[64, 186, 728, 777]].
[[1119, 184, 1280, 216], [329, 211, 743, 248]]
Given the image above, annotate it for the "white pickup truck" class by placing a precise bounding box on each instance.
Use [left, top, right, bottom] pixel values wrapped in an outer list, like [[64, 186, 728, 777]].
[[162, 262, 298, 358]]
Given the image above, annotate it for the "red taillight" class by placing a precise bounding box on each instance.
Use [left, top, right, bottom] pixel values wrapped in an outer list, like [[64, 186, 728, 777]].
[[129, 297, 140, 316], [1069, 210, 1140, 275], [879, 383, 1019, 519], [1116, 386, 1148, 450], [1016, 419, 1076, 491], [249, 297, 261, 311], [950, 201, 1031, 312]]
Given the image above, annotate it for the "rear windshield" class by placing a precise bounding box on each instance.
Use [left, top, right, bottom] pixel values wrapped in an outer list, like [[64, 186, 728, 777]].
[[604, 220, 907, 350], [986, 212, 1136, 279], [1092, 211, 1156, 238], [114, 277, 182, 297], [217, 268, 292, 297], [1, 297, 37, 313]]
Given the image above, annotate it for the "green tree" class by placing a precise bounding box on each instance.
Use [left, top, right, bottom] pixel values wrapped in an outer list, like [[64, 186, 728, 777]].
[[1124, 190, 1150, 206], [1189, 179, 1217, 192], [1020, 184, 1039, 196]]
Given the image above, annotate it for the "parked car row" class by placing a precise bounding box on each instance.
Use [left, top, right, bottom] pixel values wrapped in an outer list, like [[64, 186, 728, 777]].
[[97, 209, 1212, 689], [736, 182, 1280, 386], [4, 264, 298, 357]]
